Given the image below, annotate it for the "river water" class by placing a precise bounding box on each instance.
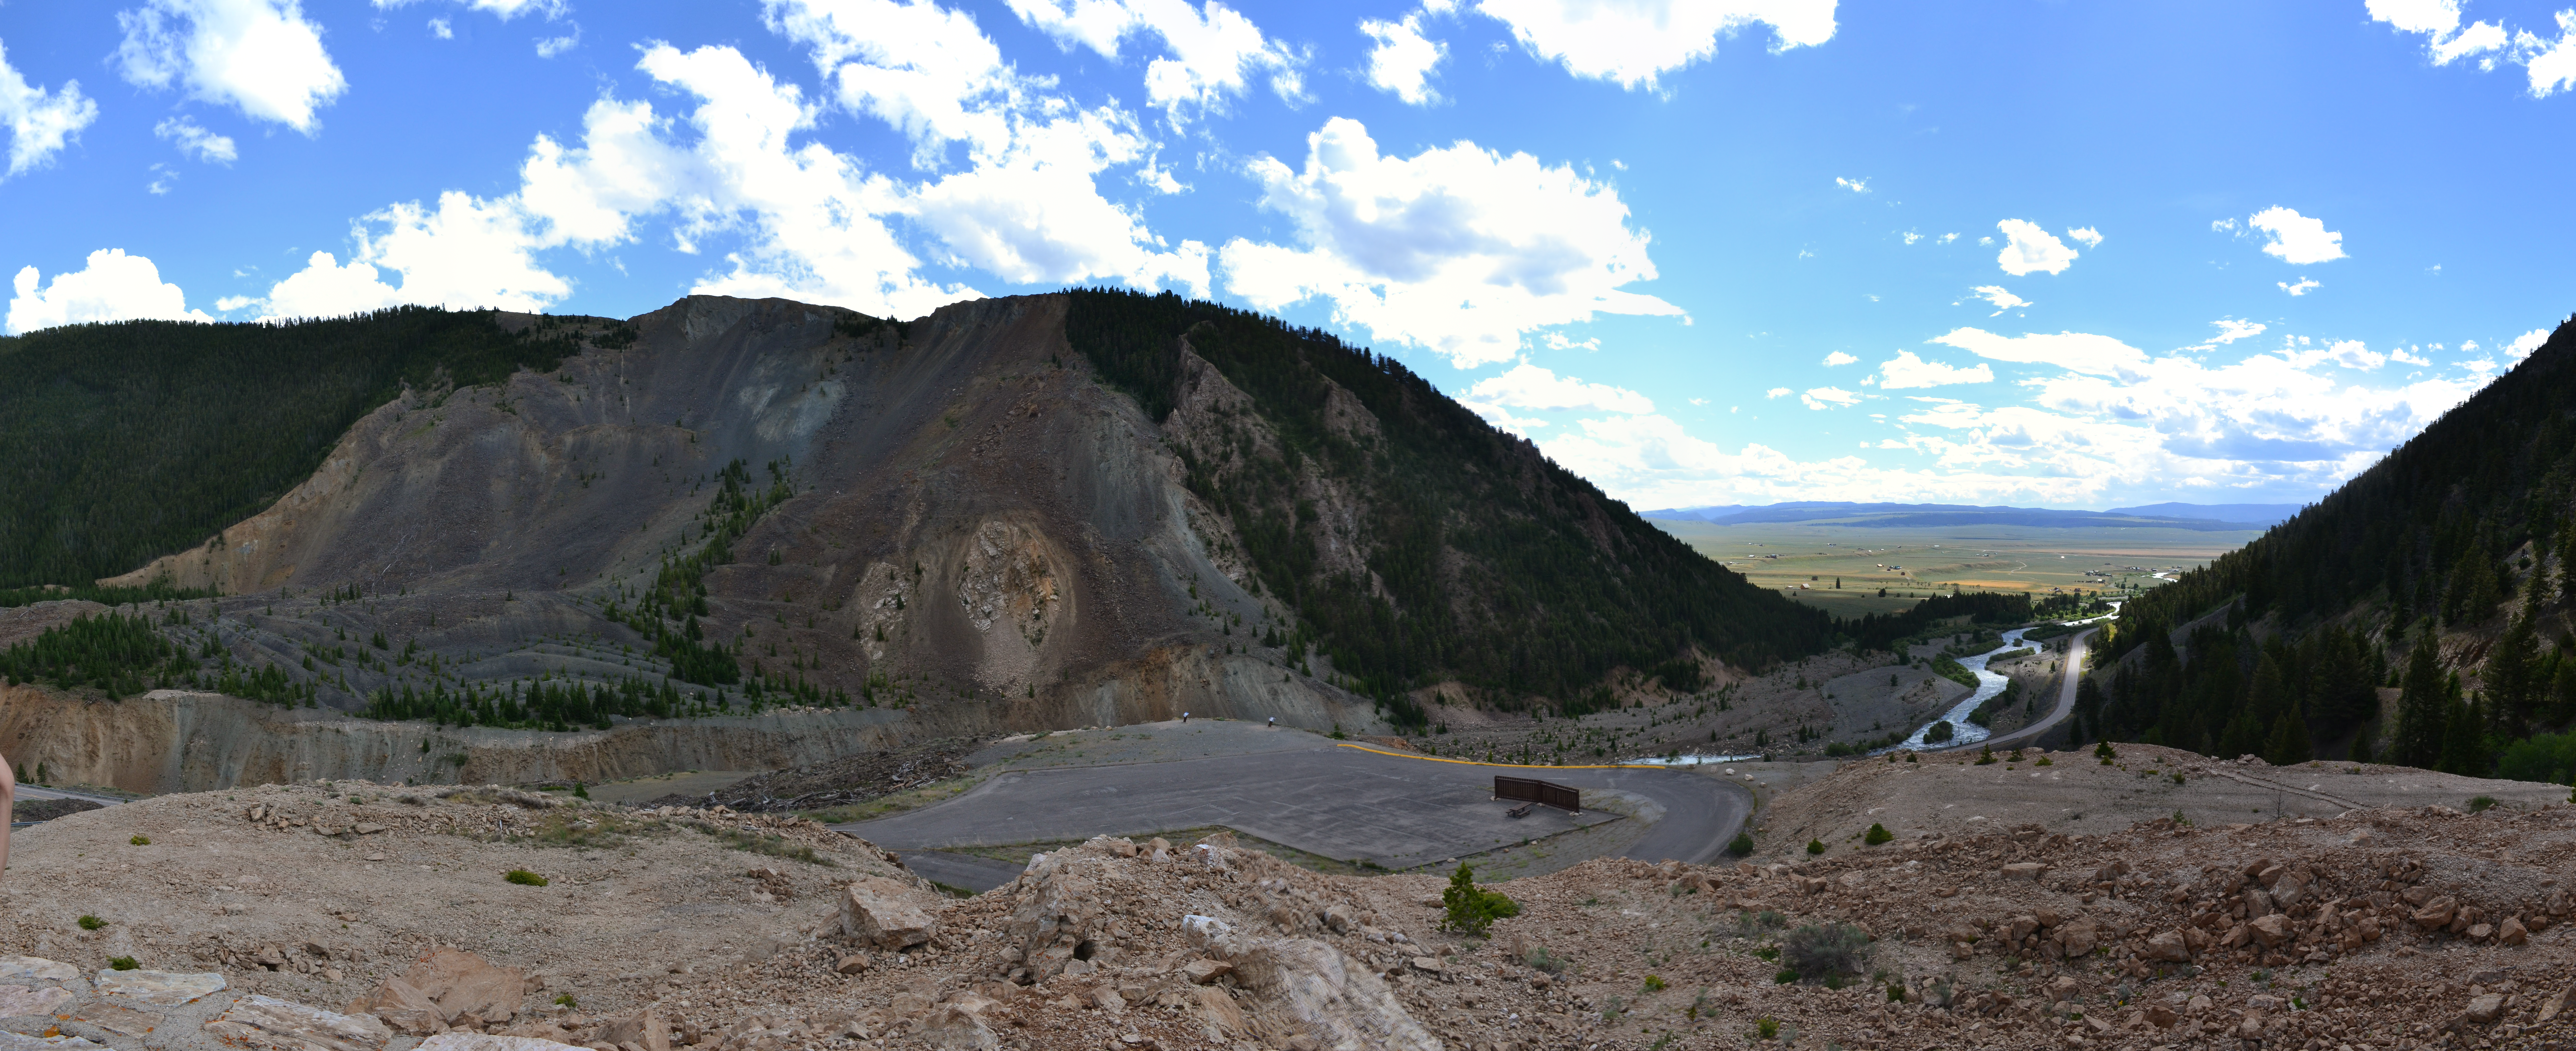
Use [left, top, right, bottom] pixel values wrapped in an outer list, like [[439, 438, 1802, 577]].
[[1624, 605, 2122, 763], [1889, 626, 2035, 751]]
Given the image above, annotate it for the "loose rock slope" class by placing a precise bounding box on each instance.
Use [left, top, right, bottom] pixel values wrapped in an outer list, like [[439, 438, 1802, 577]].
[[5, 752, 2575, 1051]]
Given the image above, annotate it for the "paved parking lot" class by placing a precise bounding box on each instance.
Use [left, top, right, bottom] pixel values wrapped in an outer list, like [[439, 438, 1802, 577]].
[[838, 739, 1751, 884]]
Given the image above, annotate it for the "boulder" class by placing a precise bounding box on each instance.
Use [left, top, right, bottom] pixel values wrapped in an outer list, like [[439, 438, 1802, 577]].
[[1181, 959, 1232, 985], [204, 994, 395, 1051], [2412, 896, 2457, 929], [2536, 988, 2568, 1024], [2145, 1004, 2177, 1028], [2248, 914, 2291, 947], [2055, 918, 2098, 956], [2141, 930, 2192, 963], [841, 878, 940, 951], [1192, 986, 1245, 1038], [345, 949, 524, 1033], [598, 1007, 670, 1051], [2462, 993, 2505, 1025], [2499, 917, 2529, 946], [2000, 863, 2046, 881]]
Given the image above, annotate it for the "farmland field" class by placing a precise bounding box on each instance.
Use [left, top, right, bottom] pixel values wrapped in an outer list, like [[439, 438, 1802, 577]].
[[1648, 518, 2267, 618]]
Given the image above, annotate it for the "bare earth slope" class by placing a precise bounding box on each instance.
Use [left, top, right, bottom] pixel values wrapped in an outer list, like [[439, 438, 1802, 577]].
[[30, 295, 1384, 791], [5, 750, 2575, 1051]]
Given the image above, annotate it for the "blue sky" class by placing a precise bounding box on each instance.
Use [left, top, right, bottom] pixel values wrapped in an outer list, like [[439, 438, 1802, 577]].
[[3, 0, 2573, 510]]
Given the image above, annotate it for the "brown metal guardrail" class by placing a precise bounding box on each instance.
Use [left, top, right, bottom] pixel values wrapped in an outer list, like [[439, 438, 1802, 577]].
[[1494, 775, 1581, 814]]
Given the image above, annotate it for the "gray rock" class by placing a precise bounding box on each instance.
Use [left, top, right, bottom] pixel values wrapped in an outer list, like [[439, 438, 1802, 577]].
[[0, 1033, 104, 1051], [0, 985, 74, 1018], [204, 994, 394, 1051], [0, 958, 77, 982]]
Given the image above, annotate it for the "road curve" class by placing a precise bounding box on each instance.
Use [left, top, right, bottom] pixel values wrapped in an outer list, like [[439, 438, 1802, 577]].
[[1971, 624, 2098, 750], [833, 742, 1754, 882]]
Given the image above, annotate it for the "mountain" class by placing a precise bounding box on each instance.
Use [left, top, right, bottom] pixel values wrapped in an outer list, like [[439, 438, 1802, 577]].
[[0, 291, 1831, 744], [2094, 314, 2576, 779], [2105, 502, 2304, 528], [1641, 501, 2268, 531]]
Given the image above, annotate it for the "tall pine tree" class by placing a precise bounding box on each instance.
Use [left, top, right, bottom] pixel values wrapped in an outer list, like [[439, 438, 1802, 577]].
[[2392, 632, 2447, 769]]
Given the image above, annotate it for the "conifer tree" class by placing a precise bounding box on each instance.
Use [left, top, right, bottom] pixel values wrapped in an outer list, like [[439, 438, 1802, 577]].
[[2262, 711, 2313, 766], [2392, 632, 2447, 769], [2435, 686, 2488, 776], [2486, 571, 2544, 739]]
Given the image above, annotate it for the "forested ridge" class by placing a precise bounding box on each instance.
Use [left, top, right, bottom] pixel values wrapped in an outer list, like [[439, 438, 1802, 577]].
[[2095, 315, 2576, 783], [1066, 289, 1837, 716], [0, 308, 578, 589]]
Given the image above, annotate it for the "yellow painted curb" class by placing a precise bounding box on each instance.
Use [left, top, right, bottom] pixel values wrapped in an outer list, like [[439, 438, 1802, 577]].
[[1330, 742, 1668, 770]]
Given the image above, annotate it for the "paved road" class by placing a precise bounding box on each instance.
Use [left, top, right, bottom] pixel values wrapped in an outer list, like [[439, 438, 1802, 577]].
[[15, 785, 128, 807], [1973, 624, 2099, 751], [837, 742, 1752, 887]]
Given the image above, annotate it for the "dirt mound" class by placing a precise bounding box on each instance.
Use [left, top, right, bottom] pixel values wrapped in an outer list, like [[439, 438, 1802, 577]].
[[1750, 742, 2576, 858]]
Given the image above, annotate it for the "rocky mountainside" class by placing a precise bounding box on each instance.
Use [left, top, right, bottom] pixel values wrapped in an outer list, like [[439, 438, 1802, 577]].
[[0, 292, 1823, 789]]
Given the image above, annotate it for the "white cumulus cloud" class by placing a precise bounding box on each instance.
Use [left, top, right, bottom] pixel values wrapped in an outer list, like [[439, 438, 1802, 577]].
[[0, 41, 102, 177], [1361, 13, 1445, 104], [114, 0, 348, 134], [1004, 0, 1304, 122], [1820, 350, 1857, 366], [154, 116, 237, 163], [1765, 387, 1790, 398], [1969, 285, 2029, 315], [1466, 362, 1653, 414], [373, 0, 568, 17], [2517, 12, 2576, 97], [1994, 219, 2077, 276], [2066, 226, 2102, 248], [1472, 0, 1837, 89], [8, 249, 215, 334], [2280, 277, 2320, 296], [1877, 349, 1992, 389], [2507, 328, 2551, 359], [1217, 116, 1682, 368], [2247, 206, 2345, 265], [1932, 327, 2149, 378], [2205, 318, 2266, 346], [257, 2, 1222, 322], [1800, 386, 1859, 410], [1834, 176, 1867, 193]]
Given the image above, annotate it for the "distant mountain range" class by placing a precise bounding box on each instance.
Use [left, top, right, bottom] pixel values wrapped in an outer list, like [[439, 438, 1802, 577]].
[[1640, 500, 2303, 532]]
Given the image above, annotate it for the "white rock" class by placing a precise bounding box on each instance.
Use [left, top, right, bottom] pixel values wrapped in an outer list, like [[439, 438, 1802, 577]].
[[95, 969, 228, 1006]]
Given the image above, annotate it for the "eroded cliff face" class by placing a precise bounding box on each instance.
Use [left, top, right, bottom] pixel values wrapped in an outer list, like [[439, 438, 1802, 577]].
[[0, 686, 911, 793], [22, 293, 1381, 789]]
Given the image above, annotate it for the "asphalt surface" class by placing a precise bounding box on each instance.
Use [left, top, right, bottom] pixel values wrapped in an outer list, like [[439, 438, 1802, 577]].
[[837, 741, 1752, 890], [1976, 624, 2100, 750], [15, 785, 127, 806], [897, 850, 1032, 893]]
